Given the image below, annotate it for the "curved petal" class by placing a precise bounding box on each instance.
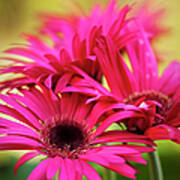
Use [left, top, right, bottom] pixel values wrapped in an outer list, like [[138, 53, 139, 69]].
[[126, 20, 158, 91], [166, 101, 180, 127], [64, 159, 76, 180], [0, 136, 43, 150], [46, 157, 62, 179], [95, 36, 137, 99], [59, 160, 68, 180], [80, 152, 136, 179], [92, 130, 155, 146], [93, 110, 145, 138], [80, 161, 101, 180], [156, 61, 180, 98], [0, 117, 39, 139], [145, 124, 180, 142], [0, 95, 42, 130]]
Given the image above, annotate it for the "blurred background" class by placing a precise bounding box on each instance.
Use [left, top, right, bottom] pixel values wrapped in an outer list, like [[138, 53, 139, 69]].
[[0, 0, 179, 179]]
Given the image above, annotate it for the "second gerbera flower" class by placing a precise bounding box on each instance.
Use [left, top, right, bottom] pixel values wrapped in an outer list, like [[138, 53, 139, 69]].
[[94, 23, 180, 144]]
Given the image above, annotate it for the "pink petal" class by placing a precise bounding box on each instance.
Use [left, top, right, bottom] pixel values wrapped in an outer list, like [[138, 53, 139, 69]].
[[46, 157, 62, 179], [95, 36, 137, 98], [71, 65, 111, 96], [92, 130, 155, 146], [59, 49, 72, 65], [108, 163, 136, 179], [145, 124, 179, 141], [80, 152, 125, 166], [5, 48, 56, 72], [80, 161, 101, 180], [88, 145, 139, 155], [64, 159, 76, 180], [0, 118, 39, 139], [0, 135, 43, 150], [126, 20, 158, 91], [94, 110, 145, 138], [23, 34, 53, 53], [0, 94, 42, 130], [74, 159, 83, 179], [87, 102, 136, 130], [59, 160, 68, 180], [80, 149, 136, 179], [156, 61, 180, 96], [55, 73, 73, 93], [124, 154, 147, 164]]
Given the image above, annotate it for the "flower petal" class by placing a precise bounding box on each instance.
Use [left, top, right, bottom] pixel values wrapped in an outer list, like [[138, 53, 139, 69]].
[[93, 110, 145, 138], [80, 161, 101, 180], [46, 157, 62, 179], [92, 130, 155, 146]]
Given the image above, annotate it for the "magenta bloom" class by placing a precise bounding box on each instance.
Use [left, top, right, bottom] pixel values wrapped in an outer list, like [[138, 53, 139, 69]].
[[40, 0, 132, 52], [0, 0, 133, 91], [0, 86, 154, 179], [93, 22, 180, 144]]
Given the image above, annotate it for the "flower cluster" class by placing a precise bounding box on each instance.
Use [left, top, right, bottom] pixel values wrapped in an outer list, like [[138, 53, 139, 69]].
[[0, 0, 179, 180]]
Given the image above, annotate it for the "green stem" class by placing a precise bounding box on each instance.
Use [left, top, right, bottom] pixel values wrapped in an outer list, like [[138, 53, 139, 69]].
[[103, 169, 117, 180], [110, 171, 117, 180], [102, 168, 109, 180], [148, 150, 163, 180], [55, 170, 60, 180]]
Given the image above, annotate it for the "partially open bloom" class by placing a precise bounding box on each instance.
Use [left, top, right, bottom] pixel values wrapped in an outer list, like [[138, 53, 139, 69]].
[[40, 0, 133, 53], [93, 23, 180, 144], [41, 0, 168, 60], [0, 85, 154, 179]]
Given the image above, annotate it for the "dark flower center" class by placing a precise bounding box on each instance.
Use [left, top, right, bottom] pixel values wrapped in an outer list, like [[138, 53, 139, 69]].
[[49, 124, 84, 151], [40, 120, 91, 159], [123, 90, 172, 134]]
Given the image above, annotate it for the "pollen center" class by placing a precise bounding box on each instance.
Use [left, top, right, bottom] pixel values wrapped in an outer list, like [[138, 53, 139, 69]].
[[49, 124, 84, 151]]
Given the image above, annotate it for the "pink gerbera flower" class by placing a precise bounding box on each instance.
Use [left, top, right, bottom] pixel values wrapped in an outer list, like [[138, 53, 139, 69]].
[[0, 0, 133, 91], [40, 0, 167, 52], [40, 0, 132, 53], [93, 22, 180, 144], [41, 0, 167, 59], [0, 85, 154, 179]]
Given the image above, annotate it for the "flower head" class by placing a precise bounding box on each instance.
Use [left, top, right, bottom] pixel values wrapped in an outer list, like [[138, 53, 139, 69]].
[[91, 22, 180, 144], [40, 0, 132, 51], [0, 0, 133, 92], [0, 85, 154, 179]]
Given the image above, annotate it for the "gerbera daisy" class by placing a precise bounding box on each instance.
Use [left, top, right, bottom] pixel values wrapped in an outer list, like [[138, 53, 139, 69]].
[[41, 0, 167, 58], [93, 22, 180, 144], [0, 85, 154, 180], [39, 0, 133, 53], [40, 0, 167, 52], [0, 0, 133, 92]]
